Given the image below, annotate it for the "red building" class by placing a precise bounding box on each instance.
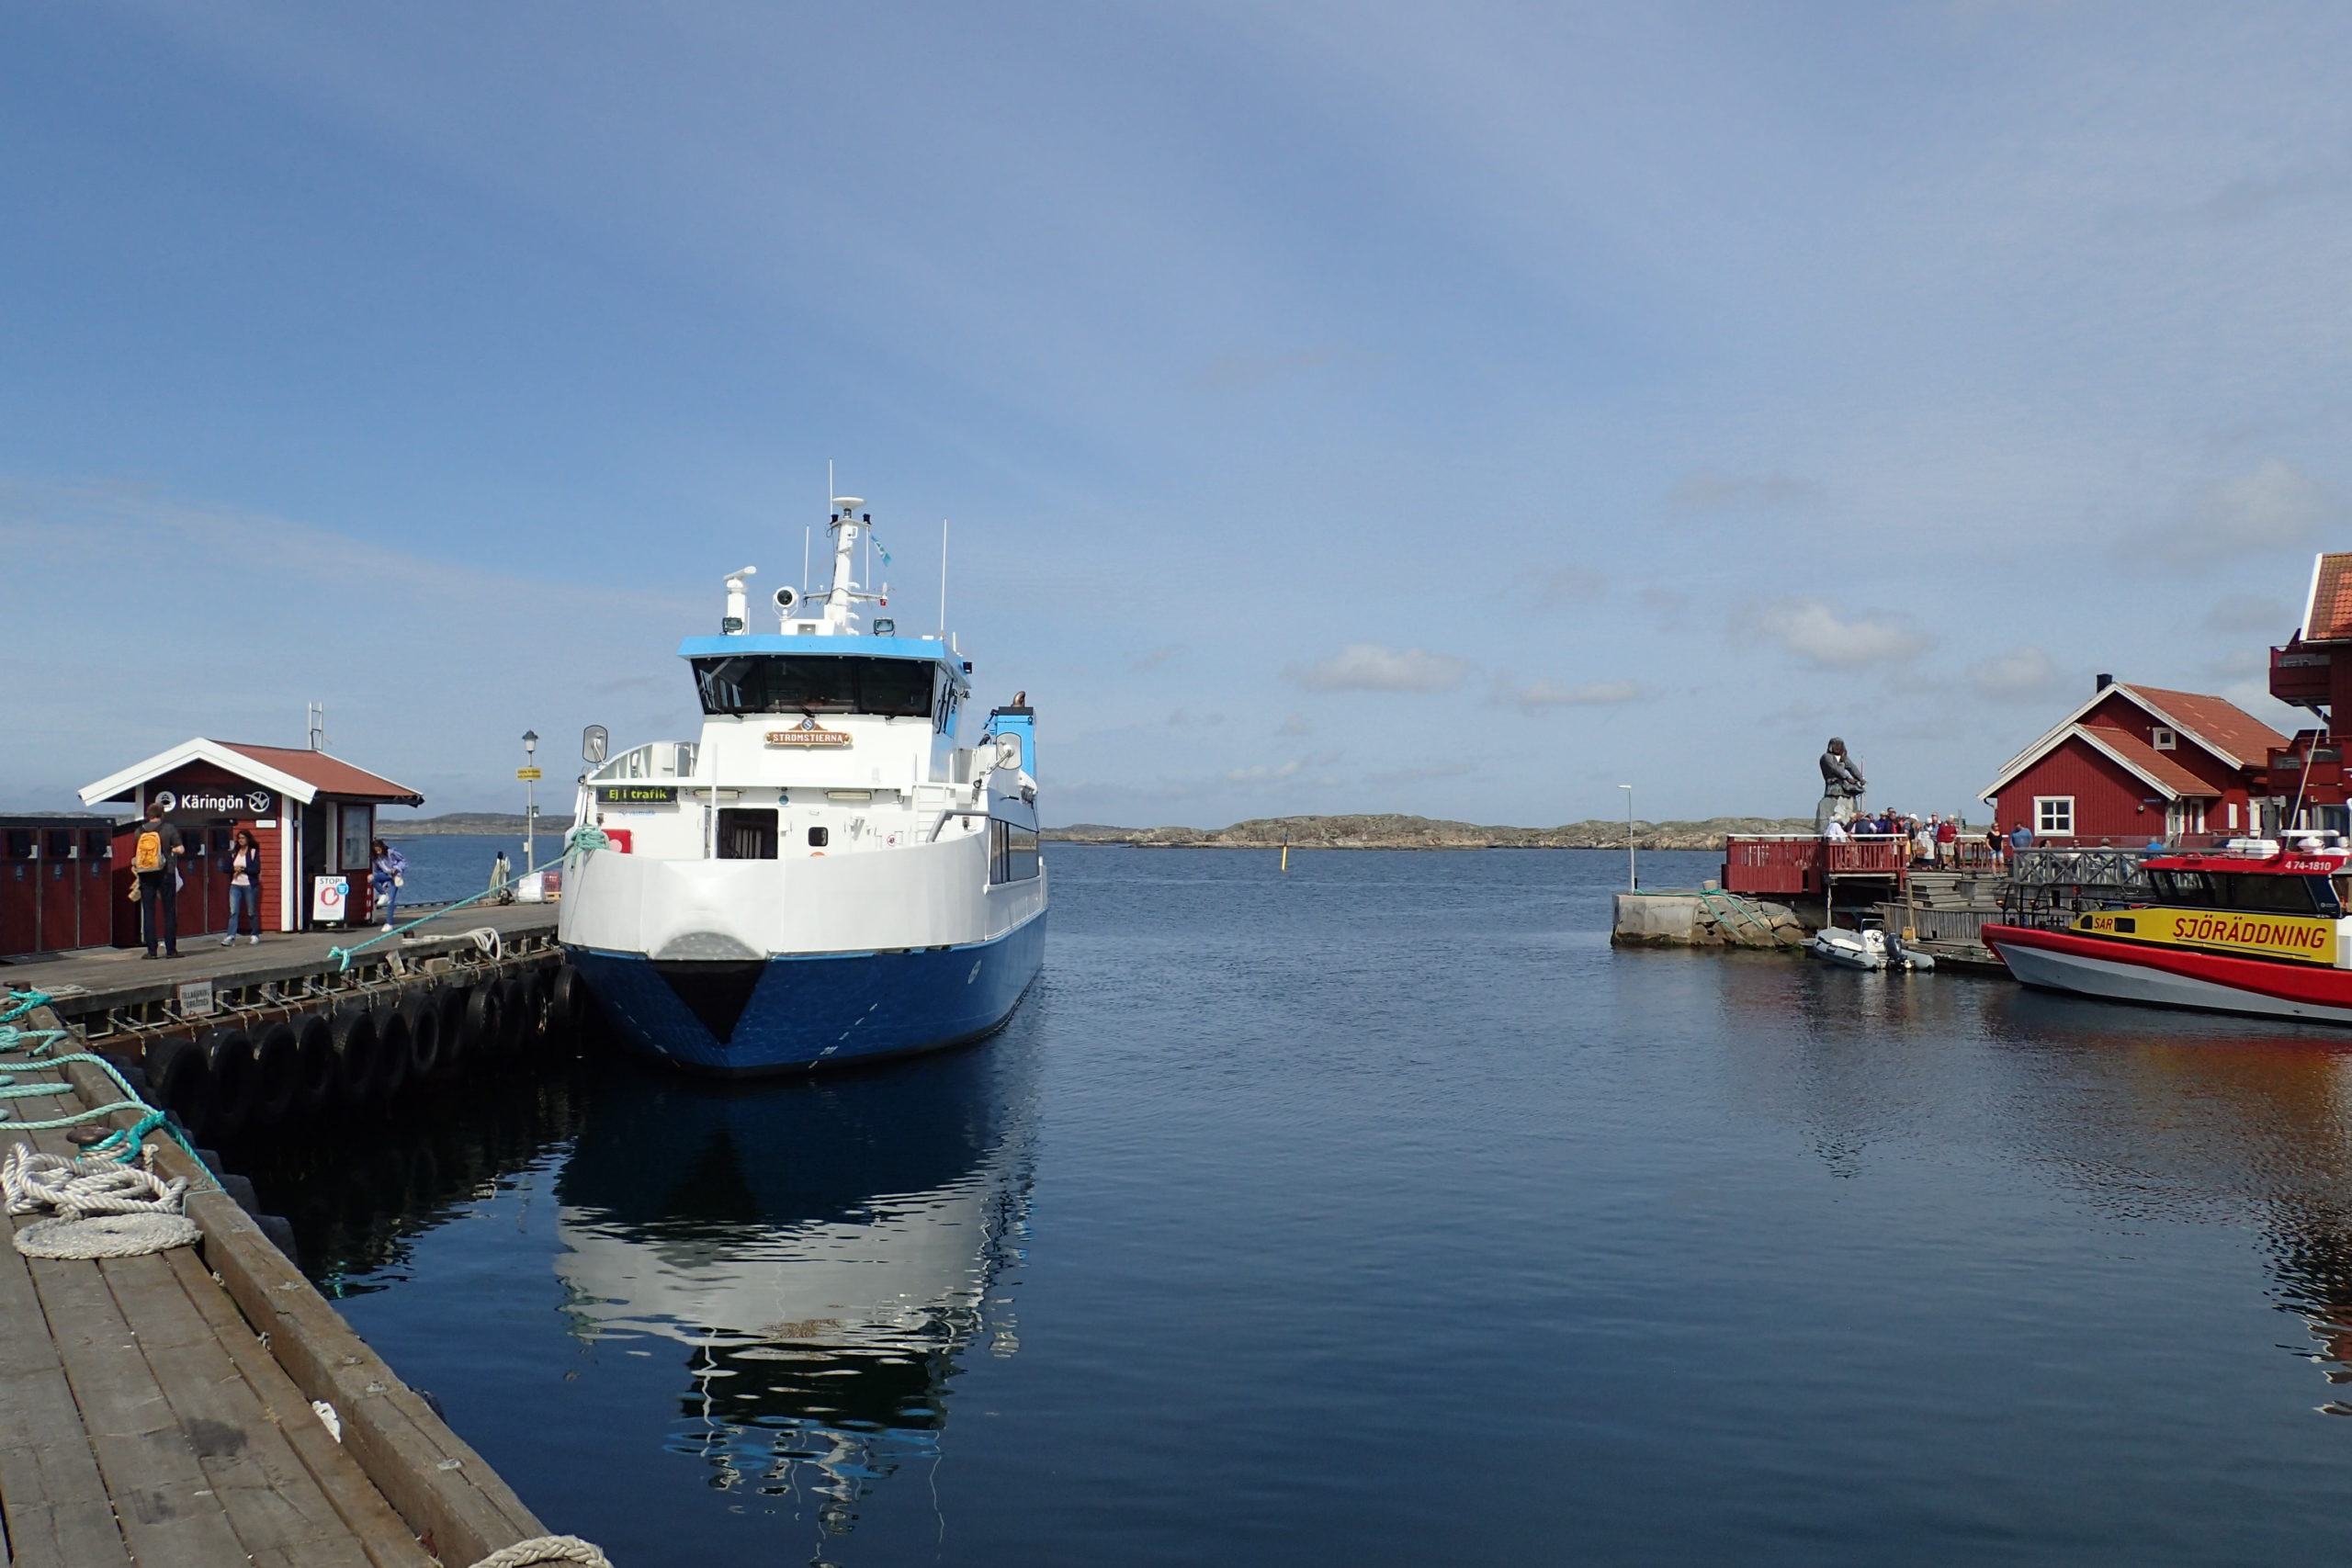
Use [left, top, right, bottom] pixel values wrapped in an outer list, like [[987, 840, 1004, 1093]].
[[77, 739, 424, 942], [1976, 680, 2285, 845]]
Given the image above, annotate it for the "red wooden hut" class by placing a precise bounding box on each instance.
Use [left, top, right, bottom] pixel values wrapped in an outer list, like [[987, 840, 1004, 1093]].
[[1976, 678, 2285, 846], [77, 739, 424, 942]]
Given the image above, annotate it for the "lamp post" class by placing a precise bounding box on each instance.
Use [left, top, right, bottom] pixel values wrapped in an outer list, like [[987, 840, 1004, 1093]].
[[522, 730, 539, 871], [1620, 784, 1636, 891]]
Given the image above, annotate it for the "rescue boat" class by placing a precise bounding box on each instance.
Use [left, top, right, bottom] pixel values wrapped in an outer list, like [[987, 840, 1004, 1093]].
[[1984, 838, 2352, 1024]]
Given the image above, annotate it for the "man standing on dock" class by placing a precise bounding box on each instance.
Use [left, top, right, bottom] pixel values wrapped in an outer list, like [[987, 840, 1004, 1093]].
[[1816, 738, 1867, 829], [130, 799, 184, 958]]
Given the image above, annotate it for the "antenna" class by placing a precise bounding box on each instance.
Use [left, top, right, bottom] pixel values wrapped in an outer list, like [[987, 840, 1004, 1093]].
[[802, 525, 810, 597], [306, 702, 327, 752], [939, 518, 949, 634]]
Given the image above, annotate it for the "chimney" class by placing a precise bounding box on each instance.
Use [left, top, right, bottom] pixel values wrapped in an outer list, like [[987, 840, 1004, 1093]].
[[2096, 673, 2113, 691]]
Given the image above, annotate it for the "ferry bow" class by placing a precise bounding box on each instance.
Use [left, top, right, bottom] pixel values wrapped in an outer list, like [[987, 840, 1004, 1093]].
[[558, 496, 1046, 1074]]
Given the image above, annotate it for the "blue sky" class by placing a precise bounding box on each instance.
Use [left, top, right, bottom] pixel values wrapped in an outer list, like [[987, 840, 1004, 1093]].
[[6, 2, 2348, 825]]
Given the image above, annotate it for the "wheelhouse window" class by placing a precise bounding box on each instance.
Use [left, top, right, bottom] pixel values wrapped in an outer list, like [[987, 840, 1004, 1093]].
[[690, 655, 936, 718], [2034, 796, 2074, 835], [2148, 869, 2336, 916], [989, 820, 1040, 884]]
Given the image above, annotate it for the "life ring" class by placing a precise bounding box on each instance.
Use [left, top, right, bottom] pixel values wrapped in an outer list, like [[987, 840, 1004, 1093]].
[[143, 1036, 215, 1139], [374, 1009, 413, 1099], [293, 1013, 338, 1115], [249, 1021, 301, 1128], [330, 1007, 381, 1107], [401, 998, 444, 1079], [202, 1028, 259, 1140]]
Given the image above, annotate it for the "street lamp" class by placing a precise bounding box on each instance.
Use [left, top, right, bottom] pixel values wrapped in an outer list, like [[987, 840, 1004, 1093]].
[[522, 730, 539, 871], [1620, 784, 1636, 891]]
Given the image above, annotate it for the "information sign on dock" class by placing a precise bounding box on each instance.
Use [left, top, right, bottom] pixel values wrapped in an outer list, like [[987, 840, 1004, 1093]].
[[516, 767, 544, 781]]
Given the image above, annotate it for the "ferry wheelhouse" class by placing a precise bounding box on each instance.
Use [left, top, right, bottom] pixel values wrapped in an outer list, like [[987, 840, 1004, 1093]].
[[1984, 838, 2352, 1024], [558, 497, 1046, 1074]]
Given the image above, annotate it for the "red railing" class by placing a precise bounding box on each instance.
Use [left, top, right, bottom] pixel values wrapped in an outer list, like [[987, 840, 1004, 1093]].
[[1721, 835, 1911, 896]]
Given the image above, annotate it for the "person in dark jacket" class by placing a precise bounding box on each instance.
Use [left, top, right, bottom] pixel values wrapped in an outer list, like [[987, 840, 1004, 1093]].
[[220, 828, 264, 946]]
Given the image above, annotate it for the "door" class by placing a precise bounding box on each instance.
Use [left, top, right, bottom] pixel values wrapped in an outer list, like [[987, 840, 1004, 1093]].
[[717, 808, 778, 860], [39, 830, 78, 950]]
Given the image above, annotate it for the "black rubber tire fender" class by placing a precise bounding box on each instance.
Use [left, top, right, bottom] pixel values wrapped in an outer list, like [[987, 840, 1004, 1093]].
[[249, 1021, 301, 1129], [401, 998, 443, 1079], [461, 983, 502, 1059], [515, 969, 551, 1053], [331, 1006, 381, 1108], [495, 975, 529, 1055], [545, 963, 582, 1039], [374, 1008, 413, 1099], [292, 1013, 338, 1115], [201, 1028, 259, 1141], [143, 1036, 215, 1140], [435, 987, 469, 1073]]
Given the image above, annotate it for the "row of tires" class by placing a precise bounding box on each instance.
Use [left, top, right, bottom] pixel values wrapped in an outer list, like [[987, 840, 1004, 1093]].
[[137, 964, 602, 1142]]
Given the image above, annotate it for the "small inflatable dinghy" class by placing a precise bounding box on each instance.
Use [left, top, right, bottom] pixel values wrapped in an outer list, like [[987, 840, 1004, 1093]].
[[1810, 928, 1886, 970]]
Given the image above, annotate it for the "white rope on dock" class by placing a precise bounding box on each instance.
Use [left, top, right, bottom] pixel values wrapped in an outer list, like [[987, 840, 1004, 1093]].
[[5, 1141, 198, 1258], [14, 1211, 201, 1258], [466, 1536, 614, 1568]]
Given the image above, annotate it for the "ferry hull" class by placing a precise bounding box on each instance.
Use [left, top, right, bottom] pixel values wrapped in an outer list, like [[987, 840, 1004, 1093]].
[[1984, 924, 2352, 1026], [571, 909, 1046, 1075]]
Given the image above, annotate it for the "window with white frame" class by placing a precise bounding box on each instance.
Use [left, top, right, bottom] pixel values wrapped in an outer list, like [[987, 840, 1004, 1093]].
[[2034, 796, 2075, 835], [2151, 727, 2177, 751]]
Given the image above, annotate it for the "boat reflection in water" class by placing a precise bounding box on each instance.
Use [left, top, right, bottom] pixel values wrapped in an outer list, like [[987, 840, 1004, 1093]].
[[551, 1042, 1035, 1531]]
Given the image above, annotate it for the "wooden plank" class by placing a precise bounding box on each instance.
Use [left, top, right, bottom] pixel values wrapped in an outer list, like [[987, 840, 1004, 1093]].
[[96, 1250, 376, 1568], [162, 1247, 435, 1568], [0, 1212, 130, 1568], [51, 1048, 548, 1568], [24, 1247, 251, 1566]]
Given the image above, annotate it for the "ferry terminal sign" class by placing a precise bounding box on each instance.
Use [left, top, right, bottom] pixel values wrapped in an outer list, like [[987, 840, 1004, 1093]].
[[2078, 908, 2338, 965], [766, 718, 852, 748]]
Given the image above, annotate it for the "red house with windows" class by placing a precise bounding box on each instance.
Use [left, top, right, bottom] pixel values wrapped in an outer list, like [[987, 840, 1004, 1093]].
[[1977, 679, 2286, 846]]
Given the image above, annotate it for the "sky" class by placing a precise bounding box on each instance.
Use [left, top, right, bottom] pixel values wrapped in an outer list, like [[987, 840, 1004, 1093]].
[[5, 1, 2349, 827]]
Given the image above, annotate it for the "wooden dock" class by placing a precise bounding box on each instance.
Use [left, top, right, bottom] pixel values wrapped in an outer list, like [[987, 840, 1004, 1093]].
[[1, 1012, 560, 1567]]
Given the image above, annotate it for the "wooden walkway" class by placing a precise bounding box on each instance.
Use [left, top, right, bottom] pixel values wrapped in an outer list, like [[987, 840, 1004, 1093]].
[[0, 1042, 548, 1567]]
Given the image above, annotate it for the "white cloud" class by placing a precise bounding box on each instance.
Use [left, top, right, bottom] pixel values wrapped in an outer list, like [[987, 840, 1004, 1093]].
[[1491, 676, 1646, 714], [1529, 565, 1605, 604], [1747, 598, 1932, 670], [1288, 642, 1472, 692], [1965, 646, 2063, 702], [1130, 644, 1183, 671], [2123, 457, 2340, 568], [1224, 750, 1344, 785], [1276, 713, 1314, 736]]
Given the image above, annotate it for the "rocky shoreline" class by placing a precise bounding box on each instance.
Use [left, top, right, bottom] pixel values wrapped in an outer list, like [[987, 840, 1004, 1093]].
[[1044, 814, 1814, 852]]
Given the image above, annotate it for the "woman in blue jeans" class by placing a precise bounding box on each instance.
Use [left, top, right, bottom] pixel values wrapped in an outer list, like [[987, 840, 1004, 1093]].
[[220, 828, 264, 946], [370, 839, 408, 929]]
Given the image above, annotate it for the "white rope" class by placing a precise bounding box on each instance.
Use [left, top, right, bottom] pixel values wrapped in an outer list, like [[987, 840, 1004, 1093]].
[[2, 1142, 188, 1218], [15, 1212, 201, 1258], [466, 1536, 613, 1568]]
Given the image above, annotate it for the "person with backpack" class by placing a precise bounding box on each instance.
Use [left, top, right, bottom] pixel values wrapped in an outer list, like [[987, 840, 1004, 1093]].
[[220, 828, 264, 947], [130, 800, 184, 958], [370, 839, 408, 930]]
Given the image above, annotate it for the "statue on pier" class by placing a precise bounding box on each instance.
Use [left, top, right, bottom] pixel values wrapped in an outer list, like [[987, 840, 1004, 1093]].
[[1816, 738, 1866, 829]]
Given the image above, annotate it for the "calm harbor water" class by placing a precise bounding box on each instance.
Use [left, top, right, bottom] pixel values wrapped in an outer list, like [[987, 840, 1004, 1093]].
[[239, 845, 2352, 1565]]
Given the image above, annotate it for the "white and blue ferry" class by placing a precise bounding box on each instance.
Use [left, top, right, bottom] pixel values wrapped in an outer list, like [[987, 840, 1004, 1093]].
[[559, 497, 1046, 1074]]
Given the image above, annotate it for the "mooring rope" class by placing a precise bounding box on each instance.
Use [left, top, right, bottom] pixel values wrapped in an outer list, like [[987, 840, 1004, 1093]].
[[327, 829, 600, 973], [3, 1143, 197, 1258], [466, 1535, 614, 1568]]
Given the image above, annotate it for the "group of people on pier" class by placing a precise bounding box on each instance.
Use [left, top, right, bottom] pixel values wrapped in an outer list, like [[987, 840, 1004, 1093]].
[[1814, 737, 1985, 868]]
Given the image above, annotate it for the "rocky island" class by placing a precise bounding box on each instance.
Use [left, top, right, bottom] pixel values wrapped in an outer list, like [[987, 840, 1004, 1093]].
[[1044, 815, 1813, 851]]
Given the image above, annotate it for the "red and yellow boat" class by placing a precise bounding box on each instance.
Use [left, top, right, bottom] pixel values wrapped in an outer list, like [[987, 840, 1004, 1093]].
[[1984, 840, 2352, 1024]]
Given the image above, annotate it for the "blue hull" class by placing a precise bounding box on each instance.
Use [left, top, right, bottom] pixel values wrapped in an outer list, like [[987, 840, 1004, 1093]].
[[568, 910, 1046, 1076]]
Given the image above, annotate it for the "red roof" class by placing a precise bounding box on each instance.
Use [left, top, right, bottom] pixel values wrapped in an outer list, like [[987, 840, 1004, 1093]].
[[2306, 553, 2352, 642], [219, 743, 424, 805], [2078, 727, 2219, 797], [2114, 684, 2287, 766]]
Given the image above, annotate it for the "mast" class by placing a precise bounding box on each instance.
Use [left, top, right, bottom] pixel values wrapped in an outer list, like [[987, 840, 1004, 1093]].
[[825, 496, 865, 631]]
